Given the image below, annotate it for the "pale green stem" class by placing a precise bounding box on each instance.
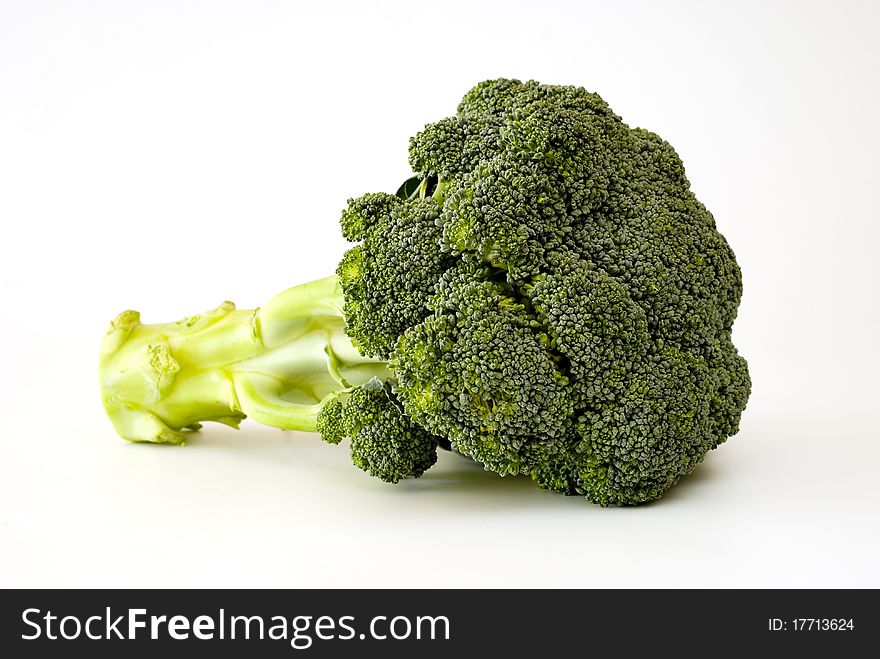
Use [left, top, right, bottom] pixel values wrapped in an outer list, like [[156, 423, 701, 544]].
[[99, 275, 387, 444]]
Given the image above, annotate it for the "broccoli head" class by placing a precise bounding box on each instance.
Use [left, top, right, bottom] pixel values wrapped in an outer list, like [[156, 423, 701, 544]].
[[100, 79, 750, 506]]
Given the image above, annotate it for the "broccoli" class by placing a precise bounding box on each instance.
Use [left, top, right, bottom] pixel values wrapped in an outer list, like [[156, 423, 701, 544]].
[[100, 79, 750, 505]]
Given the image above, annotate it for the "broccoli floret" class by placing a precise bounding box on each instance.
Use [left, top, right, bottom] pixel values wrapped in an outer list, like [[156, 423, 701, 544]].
[[392, 276, 573, 476], [337, 193, 454, 358], [440, 159, 569, 280], [527, 252, 651, 409], [318, 378, 440, 483], [100, 78, 750, 505]]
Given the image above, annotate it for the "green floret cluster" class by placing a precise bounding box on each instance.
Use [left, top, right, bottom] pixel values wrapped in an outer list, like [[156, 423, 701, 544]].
[[101, 79, 750, 506], [318, 379, 439, 484], [324, 79, 750, 504]]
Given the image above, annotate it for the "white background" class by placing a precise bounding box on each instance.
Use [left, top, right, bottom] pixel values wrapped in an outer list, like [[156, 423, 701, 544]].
[[1, 0, 878, 588]]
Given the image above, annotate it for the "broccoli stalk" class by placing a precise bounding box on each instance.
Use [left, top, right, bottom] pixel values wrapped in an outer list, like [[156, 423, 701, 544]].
[[100, 275, 387, 445]]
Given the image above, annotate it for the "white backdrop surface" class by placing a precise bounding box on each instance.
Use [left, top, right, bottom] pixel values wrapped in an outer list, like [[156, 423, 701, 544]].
[[1, 0, 878, 587]]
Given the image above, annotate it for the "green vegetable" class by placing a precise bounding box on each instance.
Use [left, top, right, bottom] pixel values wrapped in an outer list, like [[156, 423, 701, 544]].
[[100, 79, 750, 505]]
